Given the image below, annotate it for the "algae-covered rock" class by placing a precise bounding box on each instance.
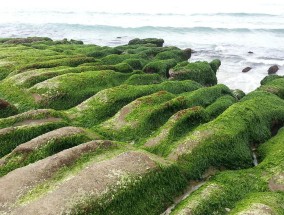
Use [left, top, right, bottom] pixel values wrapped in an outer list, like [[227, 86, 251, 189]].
[[260, 75, 283, 85], [155, 49, 191, 62], [3, 37, 52, 44], [209, 59, 221, 74], [172, 127, 284, 215], [232, 89, 246, 100], [258, 76, 284, 99], [143, 59, 177, 77], [169, 61, 218, 86], [1, 37, 284, 215], [122, 58, 144, 70], [128, 38, 164, 47], [124, 74, 163, 85]]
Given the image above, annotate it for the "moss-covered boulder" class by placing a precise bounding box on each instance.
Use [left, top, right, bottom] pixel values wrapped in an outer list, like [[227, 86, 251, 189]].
[[258, 76, 284, 99], [169, 61, 218, 86], [143, 59, 177, 77], [209, 59, 221, 73], [155, 49, 191, 62], [128, 38, 164, 47]]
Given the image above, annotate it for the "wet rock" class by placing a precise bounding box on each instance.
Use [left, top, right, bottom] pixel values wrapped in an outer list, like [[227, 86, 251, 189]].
[[183, 48, 192, 59], [242, 67, 252, 73], [268, 65, 279, 74], [248, 51, 254, 54]]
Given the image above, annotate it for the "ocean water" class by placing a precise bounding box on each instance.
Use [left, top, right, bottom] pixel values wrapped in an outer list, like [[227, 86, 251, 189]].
[[1, 4, 284, 92]]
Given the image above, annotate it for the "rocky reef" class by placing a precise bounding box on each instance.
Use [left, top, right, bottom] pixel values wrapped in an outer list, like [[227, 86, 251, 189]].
[[0, 37, 283, 215]]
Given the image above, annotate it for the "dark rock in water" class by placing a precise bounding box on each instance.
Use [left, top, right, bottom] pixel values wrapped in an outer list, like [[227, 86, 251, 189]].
[[183, 48, 192, 59], [242, 67, 252, 73], [268, 65, 279, 74], [128, 38, 164, 47], [116, 37, 122, 39], [248, 51, 254, 54]]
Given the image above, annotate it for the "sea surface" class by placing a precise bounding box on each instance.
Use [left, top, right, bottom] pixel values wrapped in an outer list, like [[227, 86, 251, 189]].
[[1, 6, 284, 92]]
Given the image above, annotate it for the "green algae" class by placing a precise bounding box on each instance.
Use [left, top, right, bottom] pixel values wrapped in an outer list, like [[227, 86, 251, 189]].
[[67, 80, 202, 127], [0, 37, 283, 215], [171, 123, 284, 215], [0, 121, 68, 157], [170, 61, 218, 86]]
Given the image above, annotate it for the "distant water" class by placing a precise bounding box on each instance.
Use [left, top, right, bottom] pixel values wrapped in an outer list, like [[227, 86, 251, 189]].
[[1, 10, 284, 92]]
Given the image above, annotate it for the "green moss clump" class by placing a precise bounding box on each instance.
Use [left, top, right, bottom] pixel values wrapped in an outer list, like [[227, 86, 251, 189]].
[[155, 49, 191, 62], [144, 107, 208, 156], [0, 109, 67, 129], [205, 95, 236, 119], [170, 61, 217, 86], [19, 56, 98, 71], [0, 120, 68, 157], [113, 63, 133, 73], [87, 47, 122, 58], [168, 91, 284, 180], [230, 192, 284, 214], [260, 75, 283, 85], [128, 38, 165, 47], [231, 89, 246, 100], [172, 127, 284, 214], [67, 80, 201, 127], [0, 79, 38, 112], [96, 84, 231, 142], [124, 74, 163, 85], [0, 63, 14, 80], [209, 59, 221, 74], [0, 130, 90, 176], [3, 37, 52, 45], [100, 53, 147, 65], [143, 59, 177, 77], [29, 70, 133, 109], [258, 77, 284, 99], [122, 58, 144, 70], [96, 91, 177, 141]]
